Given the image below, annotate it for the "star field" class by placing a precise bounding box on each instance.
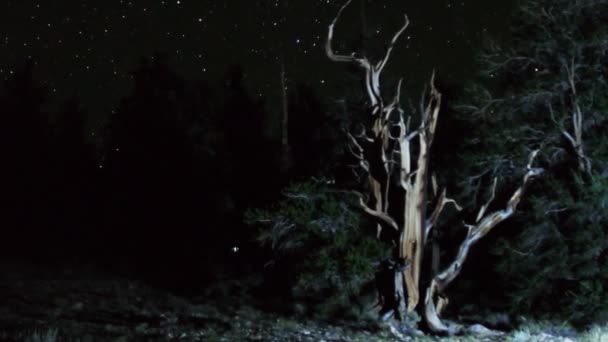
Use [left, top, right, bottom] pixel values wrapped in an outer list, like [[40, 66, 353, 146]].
[[0, 0, 516, 128]]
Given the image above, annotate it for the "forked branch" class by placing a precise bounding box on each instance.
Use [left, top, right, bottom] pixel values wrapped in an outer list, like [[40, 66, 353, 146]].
[[424, 189, 463, 243], [424, 150, 544, 334], [556, 57, 591, 173], [326, 0, 409, 111], [327, 0, 411, 241]]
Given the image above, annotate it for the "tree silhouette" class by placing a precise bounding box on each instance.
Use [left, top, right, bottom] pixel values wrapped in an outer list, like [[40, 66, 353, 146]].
[[218, 65, 279, 208], [0, 61, 53, 257], [46, 96, 99, 258], [101, 56, 199, 269], [288, 83, 334, 179]]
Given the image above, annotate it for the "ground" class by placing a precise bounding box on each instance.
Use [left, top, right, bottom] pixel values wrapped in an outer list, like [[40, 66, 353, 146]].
[[0, 261, 605, 342]]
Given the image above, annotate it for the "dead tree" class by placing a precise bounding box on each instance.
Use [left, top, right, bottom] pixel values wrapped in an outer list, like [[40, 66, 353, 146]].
[[549, 57, 591, 174], [326, 0, 543, 334]]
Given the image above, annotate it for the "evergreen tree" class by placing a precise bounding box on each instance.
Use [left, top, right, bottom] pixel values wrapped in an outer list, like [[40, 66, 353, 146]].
[[218, 65, 278, 208], [0, 62, 53, 256], [456, 0, 608, 325], [48, 96, 98, 257], [101, 56, 201, 269]]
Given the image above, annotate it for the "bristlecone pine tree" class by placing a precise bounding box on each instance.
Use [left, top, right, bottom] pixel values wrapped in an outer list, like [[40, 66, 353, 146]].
[[455, 0, 608, 324], [325, 0, 544, 334]]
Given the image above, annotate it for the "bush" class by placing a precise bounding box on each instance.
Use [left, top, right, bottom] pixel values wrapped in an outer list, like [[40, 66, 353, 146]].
[[245, 179, 390, 320]]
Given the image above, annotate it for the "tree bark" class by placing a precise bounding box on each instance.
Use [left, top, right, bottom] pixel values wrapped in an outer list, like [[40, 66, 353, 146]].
[[424, 151, 543, 334]]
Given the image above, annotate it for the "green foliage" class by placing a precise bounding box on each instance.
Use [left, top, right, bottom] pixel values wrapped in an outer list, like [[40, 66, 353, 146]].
[[455, 0, 608, 325], [456, 0, 608, 175], [245, 179, 390, 320], [493, 173, 608, 324]]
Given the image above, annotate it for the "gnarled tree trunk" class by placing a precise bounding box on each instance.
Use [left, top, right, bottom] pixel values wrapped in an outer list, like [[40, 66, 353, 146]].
[[326, 0, 543, 334]]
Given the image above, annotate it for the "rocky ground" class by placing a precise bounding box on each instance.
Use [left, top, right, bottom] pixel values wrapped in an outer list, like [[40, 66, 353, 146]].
[[0, 261, 604, 342]]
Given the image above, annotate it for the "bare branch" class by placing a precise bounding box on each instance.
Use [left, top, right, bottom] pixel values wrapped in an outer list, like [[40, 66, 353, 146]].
[[353, 124, 373, 142], [326, 0, 360, 65], [424, 150, 543, 334], [424, 189, 463, 243], [347, 132, 371, 172], [384, 78, 404, 120], [349, 192, 399, 231], [326, 0, 412, 113], [377, 14, 410, 73], [326, 0, 379, 107], [560, 58, 591, 173], [475, 177, 497, 223], [421, 71, 441, 145]]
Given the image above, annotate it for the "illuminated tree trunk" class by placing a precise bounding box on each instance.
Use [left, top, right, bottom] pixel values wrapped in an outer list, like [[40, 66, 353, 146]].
[[326, 0, 543, 334]]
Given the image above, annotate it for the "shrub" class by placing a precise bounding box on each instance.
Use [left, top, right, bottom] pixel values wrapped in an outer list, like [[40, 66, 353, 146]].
[[245, 179, 390, 320]]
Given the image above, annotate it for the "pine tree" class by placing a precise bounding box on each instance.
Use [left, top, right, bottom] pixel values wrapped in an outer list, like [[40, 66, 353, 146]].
[[456, 0, 608, 325]]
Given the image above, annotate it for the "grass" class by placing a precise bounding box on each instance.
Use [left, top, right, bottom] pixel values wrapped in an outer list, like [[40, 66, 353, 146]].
[[4, 323, 608, 342], [577, 325, 608, 342], [23, 328, 59, 342]]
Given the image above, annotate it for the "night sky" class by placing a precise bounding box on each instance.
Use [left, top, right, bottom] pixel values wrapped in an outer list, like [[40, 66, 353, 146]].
[[0, 0, 517, 130]]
